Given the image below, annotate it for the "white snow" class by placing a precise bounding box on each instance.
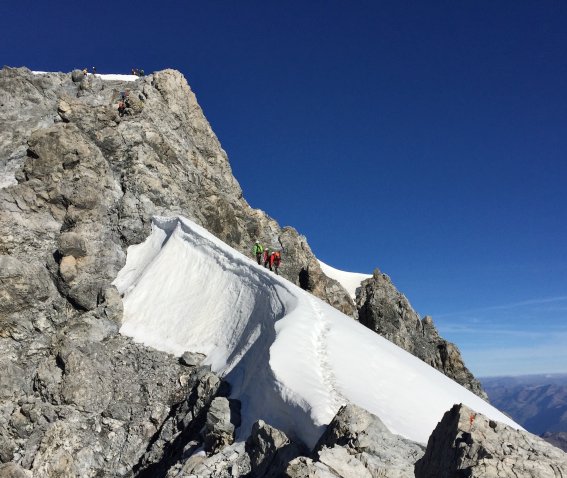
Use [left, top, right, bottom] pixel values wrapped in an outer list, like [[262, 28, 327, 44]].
[[318, 260, 372, 300], [93, 74, 139, 82], [32, 71, 139, 81], [114, 216, 522, 447]]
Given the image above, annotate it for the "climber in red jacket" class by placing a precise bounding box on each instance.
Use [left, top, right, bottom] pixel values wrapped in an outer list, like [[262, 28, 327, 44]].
[[270, 251, 281, 275]]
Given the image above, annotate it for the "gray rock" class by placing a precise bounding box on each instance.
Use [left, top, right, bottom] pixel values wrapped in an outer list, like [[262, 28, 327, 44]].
[[0, 256, 54, 315], [57, 232, 88, 257], [0, 463, 32, 478], [0, 360, 27, 401], [317, 446, 372, 478], [246, 419, 304, 477], [357, 269, 487, 399], [99, 286, 123, 322], [180, 351, 206, 367], [285, 456, 339, 478], [313, 403, 424, 478], [0, 429, 16, 463], [203, 397, 237, 453], [415, 403, 567, 478], [171, 442, 252, 477], [71, 70, 85, 82]]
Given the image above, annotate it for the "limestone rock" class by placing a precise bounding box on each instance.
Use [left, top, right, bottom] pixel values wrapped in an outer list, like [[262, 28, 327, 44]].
[[245, 420, 304, 477], [0, 361, 28, 401], [57, 232, 87, 257], [317, 446, 372, 478], [203, 397, 239, 453], [71, 70, 84, 83], [0, 256, 54, 315], [0, 463, 32, 478], [285, 456, 339, 478], [180, 351, 206, 367], [414, 403, 567, 478], [313, 403, 424, 478], [169, 442, 252, 477], [59, 255, 77, 282], [357, 269, 487, 399]]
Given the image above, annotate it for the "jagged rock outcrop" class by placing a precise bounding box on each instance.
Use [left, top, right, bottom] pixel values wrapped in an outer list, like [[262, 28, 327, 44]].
[[246, 420, 305, 477], [286, 404, 424, 478], [357, 269, 487, 399], [415, 403, 567, 477]]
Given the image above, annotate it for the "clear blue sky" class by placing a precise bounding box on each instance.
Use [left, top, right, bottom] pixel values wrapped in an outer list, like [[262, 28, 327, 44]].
[[2, 1, 566, 377]]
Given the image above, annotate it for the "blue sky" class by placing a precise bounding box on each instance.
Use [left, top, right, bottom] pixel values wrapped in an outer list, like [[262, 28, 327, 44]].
[[2, 1, 565, 377]]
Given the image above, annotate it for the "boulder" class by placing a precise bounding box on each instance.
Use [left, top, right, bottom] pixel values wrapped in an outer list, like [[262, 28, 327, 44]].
[[313, 403, 424, 478], [59, 255, 77, 282], [246, 420, 304, 478], [203, 397, 238, 453], [70, 69, 84, 82], [415, 403, 567, 477], [180, 351, 206, 367]]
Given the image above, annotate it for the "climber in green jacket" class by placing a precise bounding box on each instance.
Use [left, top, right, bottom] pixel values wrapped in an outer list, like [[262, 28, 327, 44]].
[[253, 240, 264, 265]]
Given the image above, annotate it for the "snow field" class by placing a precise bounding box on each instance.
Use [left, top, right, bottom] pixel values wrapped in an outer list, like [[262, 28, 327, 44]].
[[115, 216, 521, 447], [318, 260, 371, 299], [33, 71, 139, 81]]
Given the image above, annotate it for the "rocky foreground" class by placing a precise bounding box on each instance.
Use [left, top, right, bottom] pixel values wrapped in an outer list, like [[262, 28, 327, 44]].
[[1, 67, 566, 476]]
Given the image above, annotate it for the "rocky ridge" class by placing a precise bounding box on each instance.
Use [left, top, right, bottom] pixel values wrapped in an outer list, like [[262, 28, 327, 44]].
[[1, 67, 565, 476], [415, 403, 567, 477], [357, 269, 487, 399]]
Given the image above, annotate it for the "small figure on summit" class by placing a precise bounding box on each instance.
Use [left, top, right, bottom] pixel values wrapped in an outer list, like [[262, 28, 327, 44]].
[[253, 240, 264, 265]]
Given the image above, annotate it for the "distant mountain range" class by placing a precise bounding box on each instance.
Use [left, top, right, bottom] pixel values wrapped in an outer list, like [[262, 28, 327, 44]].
[[481, 374, 567, 451]]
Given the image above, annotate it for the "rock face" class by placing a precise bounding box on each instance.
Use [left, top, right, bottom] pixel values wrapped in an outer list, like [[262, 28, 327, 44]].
[[415, 403, 567, 478], [357, 269, 487, 399], [286, 404, 424, 478]]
